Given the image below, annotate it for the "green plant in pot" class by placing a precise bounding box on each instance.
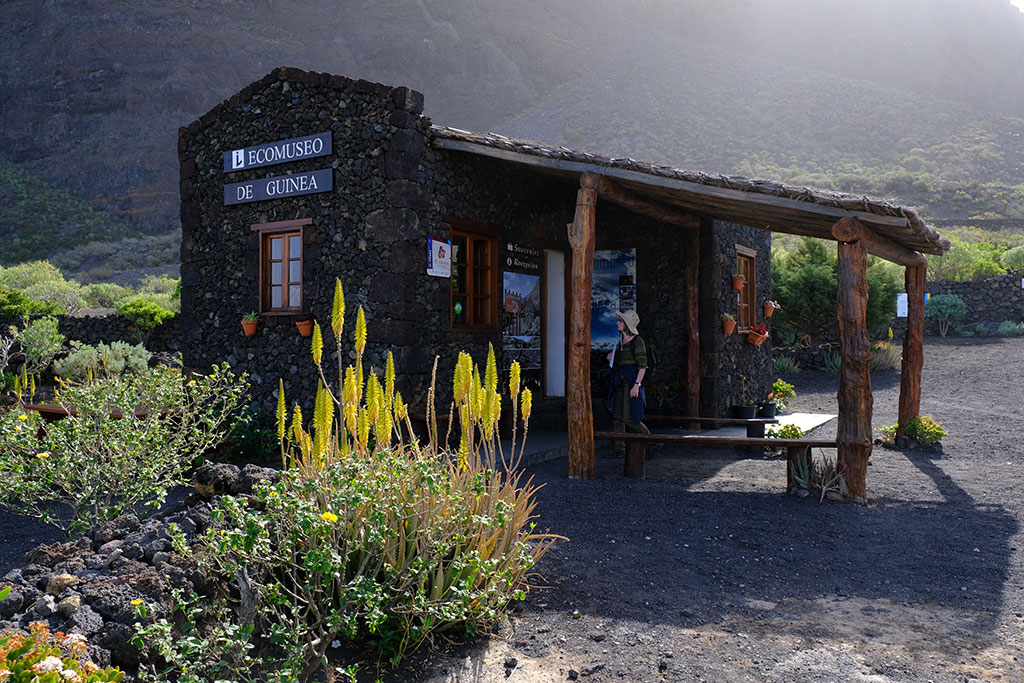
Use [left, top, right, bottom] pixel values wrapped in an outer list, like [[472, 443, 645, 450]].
[[241, 312, 259, 337]]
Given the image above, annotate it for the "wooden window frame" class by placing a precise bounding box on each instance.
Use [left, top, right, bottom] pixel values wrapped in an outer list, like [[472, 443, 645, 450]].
[[446, 217, 500, 332], [252, 219, 311, 315], [736, 245, 757, 331]]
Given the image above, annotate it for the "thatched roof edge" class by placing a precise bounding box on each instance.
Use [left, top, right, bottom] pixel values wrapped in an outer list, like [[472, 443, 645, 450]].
[[429, 126, 950, 253]]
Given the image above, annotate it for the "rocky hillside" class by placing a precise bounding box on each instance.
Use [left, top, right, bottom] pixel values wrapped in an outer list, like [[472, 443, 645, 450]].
[[2, 0, 1023, 281]]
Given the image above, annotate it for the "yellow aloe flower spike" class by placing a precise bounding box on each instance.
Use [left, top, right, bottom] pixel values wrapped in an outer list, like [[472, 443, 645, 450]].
[[276, 380, 287, 442], [21, 365, 27, 387], [355, 307, 367, 356], [29, 375, 35, 396], [13, 374, 21, 401], [366, 373, 381, 425], [332, 278, 345, 338], [342, 365, 357, 405], [509, 361, 521, 399], [521, 388, 533, 422], [485, 343, 498, 395], [357, 408, 370, 448], [312, 322, 324, 366], [393, 391, 407, 420], [384, 352, 396, 409], [291, 404, 305, 445]]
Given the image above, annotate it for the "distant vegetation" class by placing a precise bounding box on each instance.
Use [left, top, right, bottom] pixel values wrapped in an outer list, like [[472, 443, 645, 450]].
[[0, 261, 179, 319], [0, 161, 179, 284]]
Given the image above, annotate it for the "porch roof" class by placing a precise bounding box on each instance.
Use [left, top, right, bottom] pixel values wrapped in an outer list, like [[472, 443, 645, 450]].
[[430, 126, 949, 256]]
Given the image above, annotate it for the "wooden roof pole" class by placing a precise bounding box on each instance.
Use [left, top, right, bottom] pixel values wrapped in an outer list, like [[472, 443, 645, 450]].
[[589, 174, 700, 228], [898, 263, 926, 436], [567, 173, 598, 479], [833, 220, 874, 504], [832, 216, 926, 267]]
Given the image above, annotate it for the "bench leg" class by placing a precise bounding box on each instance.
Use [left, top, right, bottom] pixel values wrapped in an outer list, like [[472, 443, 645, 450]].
[[746, 422, 766, 454], [624, 442, 646, 479], [786, 445, 811, 493]]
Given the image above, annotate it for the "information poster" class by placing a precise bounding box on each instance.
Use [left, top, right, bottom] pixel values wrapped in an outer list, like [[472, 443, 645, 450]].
[[426, 237, 451, 277], [591, 249, 637, 351], [502, 271, 542, 391]]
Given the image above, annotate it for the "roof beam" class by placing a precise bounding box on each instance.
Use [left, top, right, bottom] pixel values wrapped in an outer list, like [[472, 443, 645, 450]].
[[832, 217, 927, 267], [587, 173, 699, 228]]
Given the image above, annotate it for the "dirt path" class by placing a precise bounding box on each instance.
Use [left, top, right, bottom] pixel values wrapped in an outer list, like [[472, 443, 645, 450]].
[[406, 337, 1024, 682]]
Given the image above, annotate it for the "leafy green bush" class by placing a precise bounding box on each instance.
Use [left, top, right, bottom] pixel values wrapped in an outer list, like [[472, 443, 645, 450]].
[[878, 415, 947, 445], [997, 320, 1024, 337], [0, 363, 247, 537], [10, 316, 65, 375], [0, 260, 65, 291], [926, 237, 1006, 282], [1000, 245, 1024, 273], [137, 281, 557, 681], [116, 298, 175, 340], [53, 340, 152, 382], [766, 423, 805, 439], [771, 237, 901, 343], [0, 288, 63, 318], [769, 378, 796, 411], [0, 621, 124, 682], [22, 278, 84, 315], [973, 322, 991, 338], [81, 282, 134, 309], [925, 294, 967, 337]]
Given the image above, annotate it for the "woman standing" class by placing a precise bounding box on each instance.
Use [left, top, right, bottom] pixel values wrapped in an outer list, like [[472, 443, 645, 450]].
[[606, 309, 650, 438]]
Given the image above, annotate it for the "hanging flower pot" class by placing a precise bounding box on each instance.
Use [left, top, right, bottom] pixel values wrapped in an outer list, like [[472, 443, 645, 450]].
[[732, 274, 745, 291], [722, 319, 737, 335], [295, 315, 314, 337], [763, 300, 780, 318], [747, 322, 769, 346]]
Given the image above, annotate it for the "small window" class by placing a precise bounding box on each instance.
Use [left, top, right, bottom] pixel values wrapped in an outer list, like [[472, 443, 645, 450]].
[[448, 218, 498, 331], [736, 246, 756, 330], [253, 219, 309, 313]]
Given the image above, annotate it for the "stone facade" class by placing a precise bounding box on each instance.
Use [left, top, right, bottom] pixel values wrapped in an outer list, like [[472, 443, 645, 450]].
[[178, 67, 772, 419], [1, 315, 178, 355], [887, 273, 1024, 336]]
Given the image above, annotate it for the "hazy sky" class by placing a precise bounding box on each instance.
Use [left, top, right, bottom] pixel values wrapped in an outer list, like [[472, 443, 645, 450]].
[[1014, 0, 1024, 11]]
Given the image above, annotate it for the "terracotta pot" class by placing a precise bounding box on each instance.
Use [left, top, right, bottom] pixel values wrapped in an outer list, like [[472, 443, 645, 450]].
[[296, 319, 314, 337], [241, 319, 258, 337], [722, 320, 737, 335], [747, 331, 768, 346], [763, 304, 777, 318], [732, 275, 745, 291]]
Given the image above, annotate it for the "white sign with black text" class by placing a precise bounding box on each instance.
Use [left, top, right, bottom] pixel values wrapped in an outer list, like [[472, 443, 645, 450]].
[[427, 237, 451, 277]]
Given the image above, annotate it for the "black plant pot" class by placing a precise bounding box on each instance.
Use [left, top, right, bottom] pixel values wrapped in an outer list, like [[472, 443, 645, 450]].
[[731, 404, 757, 419], [758, 403, 777, 418]]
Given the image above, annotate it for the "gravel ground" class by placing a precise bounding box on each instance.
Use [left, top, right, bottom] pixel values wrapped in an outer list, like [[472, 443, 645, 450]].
[[405, 337, 1024, 682], [4, 337, 1023, 682]]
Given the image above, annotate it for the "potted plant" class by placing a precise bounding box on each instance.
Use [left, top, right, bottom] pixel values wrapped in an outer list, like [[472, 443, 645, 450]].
[[730, 375, 757, 418], [241, 312, 259, 337], [747, 322, 769, 346], [295, 313, 314, 337], [763, 299, 780, 318], [721, 312, 737, 335], [732, 272, 745, 291]]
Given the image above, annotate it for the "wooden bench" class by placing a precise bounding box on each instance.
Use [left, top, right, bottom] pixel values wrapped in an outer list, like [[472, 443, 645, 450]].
[[644, 415, 779, 438], [593, 431, 837, 490]]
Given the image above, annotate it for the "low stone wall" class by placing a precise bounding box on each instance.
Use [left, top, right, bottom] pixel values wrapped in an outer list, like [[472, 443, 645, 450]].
[[0, 314, 180, 355], [890, 274, 1024, 335], [0, 464, 275, 670]]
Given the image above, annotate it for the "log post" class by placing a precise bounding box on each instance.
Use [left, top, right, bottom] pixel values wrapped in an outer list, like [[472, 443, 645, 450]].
[[624, 441, 646, 479], [567, 173, 598, 479], [898, 263, 926, 437], [683, 229, 701, 428], [833, 227, 873, 504]]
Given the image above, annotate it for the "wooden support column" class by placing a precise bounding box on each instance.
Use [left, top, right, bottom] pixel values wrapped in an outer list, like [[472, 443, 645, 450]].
[[683, 229, 701, 427], [834, 224, 873, 504], [567, 173, 598, 479], [898, 263, 926, 436]]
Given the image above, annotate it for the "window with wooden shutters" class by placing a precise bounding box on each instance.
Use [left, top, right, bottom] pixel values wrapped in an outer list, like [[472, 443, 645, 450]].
[[252, 219, 309, 313], [447, 218, 499, 331], [736, 246, 756, 330]]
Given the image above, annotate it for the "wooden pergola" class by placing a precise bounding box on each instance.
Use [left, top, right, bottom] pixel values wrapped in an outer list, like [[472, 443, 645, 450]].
[[432, 127, 949, 503]]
